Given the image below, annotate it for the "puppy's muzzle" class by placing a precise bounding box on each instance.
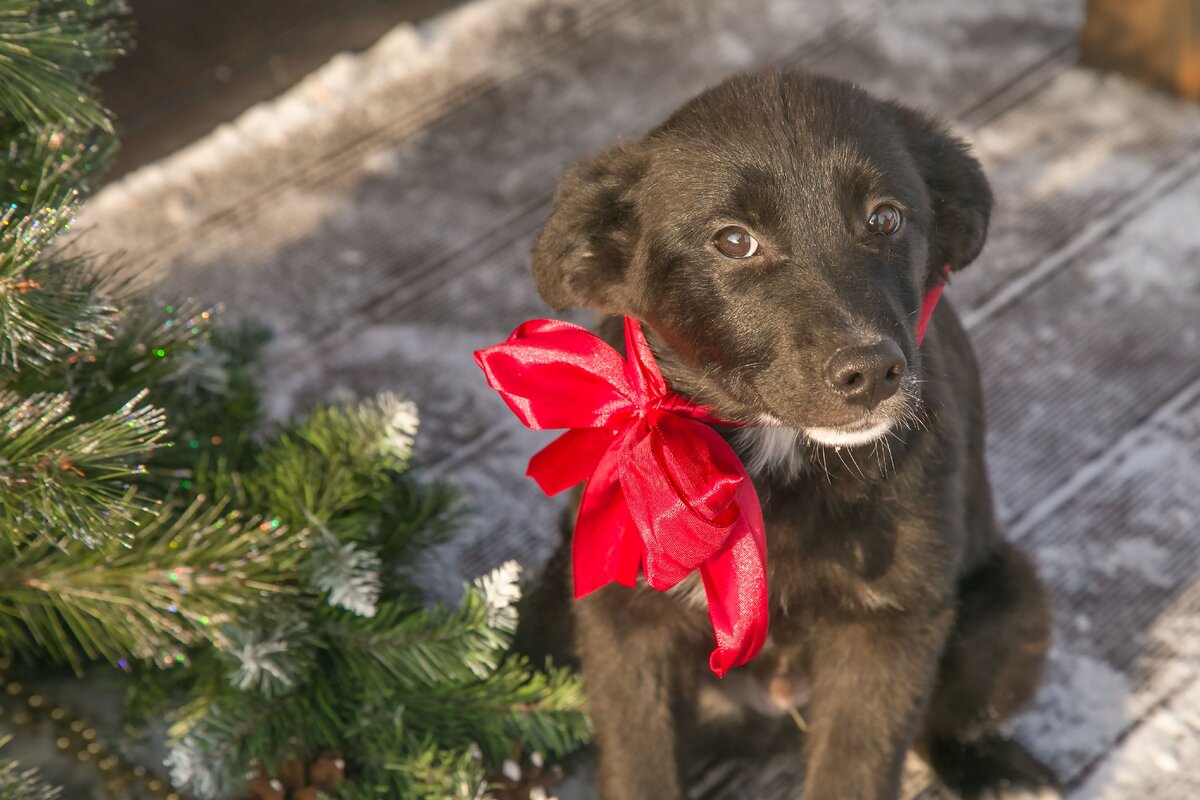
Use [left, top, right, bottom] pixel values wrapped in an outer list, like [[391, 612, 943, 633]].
[[824, 340, 906, 409]]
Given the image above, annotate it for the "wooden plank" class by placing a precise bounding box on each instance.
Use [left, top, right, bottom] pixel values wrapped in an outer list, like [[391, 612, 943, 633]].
[[1006, 380, 1200, 785], [1081, 0, 1200, 101], [974, 169, 1200, 527], [1069, 678, 1200, 798], [803, 6, 1079, 119], [957, 67, 1200, 319]]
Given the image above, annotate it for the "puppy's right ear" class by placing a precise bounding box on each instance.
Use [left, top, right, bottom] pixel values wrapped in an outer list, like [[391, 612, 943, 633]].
[[531, 144, 641, 311]]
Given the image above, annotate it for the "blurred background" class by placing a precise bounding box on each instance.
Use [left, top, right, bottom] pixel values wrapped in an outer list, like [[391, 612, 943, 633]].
[[95, 0, 459, 180], [3, 0, 1200, 798]]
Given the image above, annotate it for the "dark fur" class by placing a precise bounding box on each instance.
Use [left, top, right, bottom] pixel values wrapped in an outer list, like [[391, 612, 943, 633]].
[[520, 69, 1056, 800]]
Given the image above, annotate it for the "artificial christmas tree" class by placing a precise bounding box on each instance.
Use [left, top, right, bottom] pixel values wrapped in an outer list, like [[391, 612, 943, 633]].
[[148, 396, 589, 800], [1, 3, 589, 796], [2, 0, 295, 685]]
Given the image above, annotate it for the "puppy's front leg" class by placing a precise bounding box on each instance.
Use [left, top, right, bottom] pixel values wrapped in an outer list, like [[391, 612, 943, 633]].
[[575, 585, 692, 800], [801, 607, 954, 800]]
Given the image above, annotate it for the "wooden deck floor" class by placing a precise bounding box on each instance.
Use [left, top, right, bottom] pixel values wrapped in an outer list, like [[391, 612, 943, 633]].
[[75, 0, 1200, 796]]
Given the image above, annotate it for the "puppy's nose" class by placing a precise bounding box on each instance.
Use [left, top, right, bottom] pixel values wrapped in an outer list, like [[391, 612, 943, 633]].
[[824, 341, 906, 408]]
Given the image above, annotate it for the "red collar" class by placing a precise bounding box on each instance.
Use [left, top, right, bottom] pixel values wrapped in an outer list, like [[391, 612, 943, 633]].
[[916, 264, 950, 345], [474, 268, 948, 675]]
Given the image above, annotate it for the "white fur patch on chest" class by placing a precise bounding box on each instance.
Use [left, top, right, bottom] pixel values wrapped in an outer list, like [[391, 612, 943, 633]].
[[733, 419, 807, 480]]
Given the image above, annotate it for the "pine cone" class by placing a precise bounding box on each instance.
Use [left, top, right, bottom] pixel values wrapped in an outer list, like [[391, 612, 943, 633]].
[[244, 771, 286, 800], [307, 751, 346, 791], [276, 759, 307, 790], [487, 745, 564, 800], [240, 751, 345, 800]]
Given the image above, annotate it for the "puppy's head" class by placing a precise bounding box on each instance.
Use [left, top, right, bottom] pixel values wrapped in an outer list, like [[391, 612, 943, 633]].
[[532, 70, 991, 447]]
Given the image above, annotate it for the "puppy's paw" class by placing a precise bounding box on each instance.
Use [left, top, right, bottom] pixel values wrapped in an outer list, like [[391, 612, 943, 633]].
[[928, 733, 1061, 800]]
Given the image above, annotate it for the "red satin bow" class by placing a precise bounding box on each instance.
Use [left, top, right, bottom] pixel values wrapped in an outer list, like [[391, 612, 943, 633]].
[[474, 317, 768, 676], [473, 268, 949, 677]]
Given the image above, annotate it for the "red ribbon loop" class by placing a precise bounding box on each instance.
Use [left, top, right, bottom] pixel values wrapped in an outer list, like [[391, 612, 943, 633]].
[[474, 316, 769, 676]]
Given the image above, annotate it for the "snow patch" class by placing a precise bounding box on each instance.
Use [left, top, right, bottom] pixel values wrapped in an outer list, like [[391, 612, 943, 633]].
[[1014, 645, 1130, 777]]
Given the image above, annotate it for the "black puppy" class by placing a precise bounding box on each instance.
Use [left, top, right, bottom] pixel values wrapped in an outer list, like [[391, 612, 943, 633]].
[[523, 69, 1057, 800]]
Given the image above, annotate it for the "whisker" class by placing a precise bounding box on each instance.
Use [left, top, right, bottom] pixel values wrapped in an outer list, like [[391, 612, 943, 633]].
[[883, 436, 897, 476], [813, 443, 832, 485], [848, 447, 868, 482], [834, 446, 865, 484]]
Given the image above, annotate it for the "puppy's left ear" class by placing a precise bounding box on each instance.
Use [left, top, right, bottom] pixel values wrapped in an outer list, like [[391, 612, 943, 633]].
[[530, 143, 642, 312], [888, 102, 993, 276]]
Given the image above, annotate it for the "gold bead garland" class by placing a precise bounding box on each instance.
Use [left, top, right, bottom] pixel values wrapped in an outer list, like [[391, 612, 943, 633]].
[[0, 660, 188, 800]]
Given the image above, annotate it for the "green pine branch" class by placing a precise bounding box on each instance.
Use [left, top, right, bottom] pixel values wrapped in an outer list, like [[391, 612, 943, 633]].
[[13, 298, 223, 415], [0, 499, 304, 673], [139, 395, 591, 799], [241, 394, 421, 542], [5, 299, 267, 505], [139, 317, 267, 482], [0, 201, 117, 373], [376, 475, 461, 575], [0, 0, 129, 374], [1, 123, 116, 218], [222, 392, 462, 609], [372, 651, 590, 766], [161, 560, 589, 799], [0, 389, 166, 549], [324, 586, 510, 690], [364, 740, 488, 800], [0, 0, 128, 134]]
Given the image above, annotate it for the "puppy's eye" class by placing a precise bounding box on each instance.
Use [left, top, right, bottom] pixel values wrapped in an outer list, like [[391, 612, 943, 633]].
[[867, 204, 903, 236], [714, 226, 760, 258]]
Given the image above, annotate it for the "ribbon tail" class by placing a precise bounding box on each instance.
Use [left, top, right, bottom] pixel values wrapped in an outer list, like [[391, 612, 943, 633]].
[[698, 484, 769, 677], [572, 447, 641, 598]]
